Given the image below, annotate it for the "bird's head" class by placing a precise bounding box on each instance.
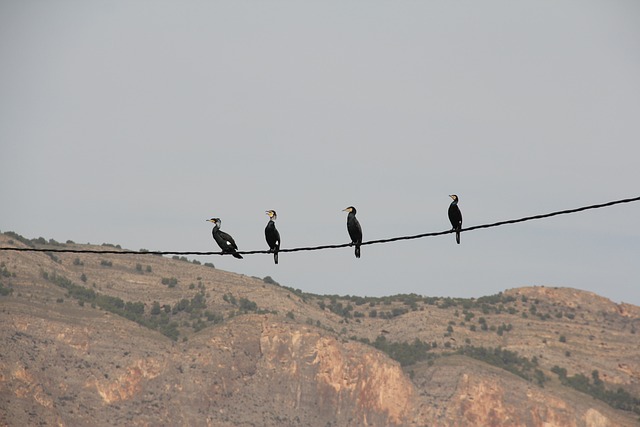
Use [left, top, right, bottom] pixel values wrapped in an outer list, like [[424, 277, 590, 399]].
[[206, 218, 221, 226], [343, 206, 356, 214], [449, 195, 459, 202], [266, 210, 277, 220]]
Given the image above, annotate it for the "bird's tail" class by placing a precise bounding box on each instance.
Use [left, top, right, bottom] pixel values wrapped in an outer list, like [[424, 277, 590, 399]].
[[455, 228, 461, 245], [232, 252, 243, 259], [274, 251, 278, 264], [355, 245, 361, 258]]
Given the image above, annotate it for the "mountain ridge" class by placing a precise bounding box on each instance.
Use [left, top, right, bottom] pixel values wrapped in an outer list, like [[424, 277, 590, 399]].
[[1, 231, 638, 426]]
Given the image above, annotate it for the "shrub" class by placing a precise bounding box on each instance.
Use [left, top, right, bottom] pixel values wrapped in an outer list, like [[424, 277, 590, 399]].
[[3, 231, 35, 247], [204, 311, 223, 323], [151, 301, 161, 315], [0, 283, 13, 296], [372, 336, 432, 366], [551, 365, 640, 414], [458, 346, 542, 384], [161, 277, 178, 288], [239, 297, 257, 312], [263, 276, 279, 285]]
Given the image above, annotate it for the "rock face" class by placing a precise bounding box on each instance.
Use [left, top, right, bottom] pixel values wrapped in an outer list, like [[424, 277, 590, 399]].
[[0, 234, 638, 426], [257, 321, 416, 425], [1, 310, 416, 426], [411, 356, 633, 427], [3, 309, 636, 427]]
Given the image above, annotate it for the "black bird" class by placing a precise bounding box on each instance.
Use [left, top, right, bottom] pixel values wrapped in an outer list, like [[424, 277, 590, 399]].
[[448, 195, 463, 244], [265, 210, 280, 264], [343, 206, 362, 258], [206, 217, 243, 259]]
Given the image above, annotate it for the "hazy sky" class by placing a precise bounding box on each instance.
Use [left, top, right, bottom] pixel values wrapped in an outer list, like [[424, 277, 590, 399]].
[[2, 1, 639, 304]]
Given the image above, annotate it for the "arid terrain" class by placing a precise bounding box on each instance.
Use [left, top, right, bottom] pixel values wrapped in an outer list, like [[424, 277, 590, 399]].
[[0, 231, 639, 426]]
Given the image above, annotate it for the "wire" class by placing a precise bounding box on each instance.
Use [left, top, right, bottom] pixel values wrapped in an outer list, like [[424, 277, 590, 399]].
[[1, 196, 639, 256]]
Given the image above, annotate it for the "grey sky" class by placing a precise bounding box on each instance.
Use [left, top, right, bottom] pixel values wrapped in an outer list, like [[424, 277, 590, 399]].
[[2, 1, 639, 304]]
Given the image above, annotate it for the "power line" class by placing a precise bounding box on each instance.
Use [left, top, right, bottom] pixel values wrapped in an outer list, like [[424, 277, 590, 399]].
[[1, 196, 639, 257]]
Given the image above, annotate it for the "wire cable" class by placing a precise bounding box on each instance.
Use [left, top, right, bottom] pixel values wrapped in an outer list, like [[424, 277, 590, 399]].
[[1, 196, 638, 256]]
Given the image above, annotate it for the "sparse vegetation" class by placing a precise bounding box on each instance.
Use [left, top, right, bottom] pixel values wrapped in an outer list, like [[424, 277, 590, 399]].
[[551, 366, 640, 414], [0, 263, 14, 278], [496, 323, 513, 336], [456, 345, 545, 386], [42, 272, 222, 341], [238, 297, 257, 312], [263, 276, 279, 285], [46, 252, 60, 263], [0, 282, 13, 296], [364, 335, 433, 367], [222, 293, 261, 314], [161, 277, 178, 288], [101, 243, 122, 249], [3, 231, 35, 247], [223, 293, 237, 305]]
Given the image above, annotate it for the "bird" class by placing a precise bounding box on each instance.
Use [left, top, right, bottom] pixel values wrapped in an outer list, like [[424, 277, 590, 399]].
[[264, 210, 280, 264], [343, 206, 362, 258], [448, 195, 463, 244], [206, 217, 243, 259]]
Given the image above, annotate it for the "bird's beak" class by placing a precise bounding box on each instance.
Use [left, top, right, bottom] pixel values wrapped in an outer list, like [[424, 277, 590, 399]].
[[342, 207, 349, 212], [449, 195, 454, 199], [206, 219, 213, 222]]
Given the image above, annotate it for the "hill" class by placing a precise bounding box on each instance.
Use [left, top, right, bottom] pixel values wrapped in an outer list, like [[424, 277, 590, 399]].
[[0, 231, 639, 426]]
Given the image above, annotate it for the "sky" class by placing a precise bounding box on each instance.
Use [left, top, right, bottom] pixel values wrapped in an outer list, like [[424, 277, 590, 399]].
[[1, 1, 639, 305]]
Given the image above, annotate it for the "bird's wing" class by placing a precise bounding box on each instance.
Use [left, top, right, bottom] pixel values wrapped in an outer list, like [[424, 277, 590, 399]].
[[448, 205, 462, 227], [218, 231, 238, 250], [349, 217, 363, 243]]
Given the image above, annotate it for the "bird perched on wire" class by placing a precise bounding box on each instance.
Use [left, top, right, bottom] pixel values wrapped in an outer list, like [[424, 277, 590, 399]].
[[343, 206, 362, 258], [206, 217, 243, 259], [264, 210, 280, 264], [448, 195, 463, 244]]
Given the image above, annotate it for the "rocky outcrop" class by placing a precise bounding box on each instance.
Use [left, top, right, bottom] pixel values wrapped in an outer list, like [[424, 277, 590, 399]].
[[410, 356, 635, 427], [258, 320, 416, 425]]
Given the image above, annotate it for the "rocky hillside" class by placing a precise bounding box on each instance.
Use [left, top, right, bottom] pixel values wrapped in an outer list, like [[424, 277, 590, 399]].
[[0, 232, 639, 426]]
